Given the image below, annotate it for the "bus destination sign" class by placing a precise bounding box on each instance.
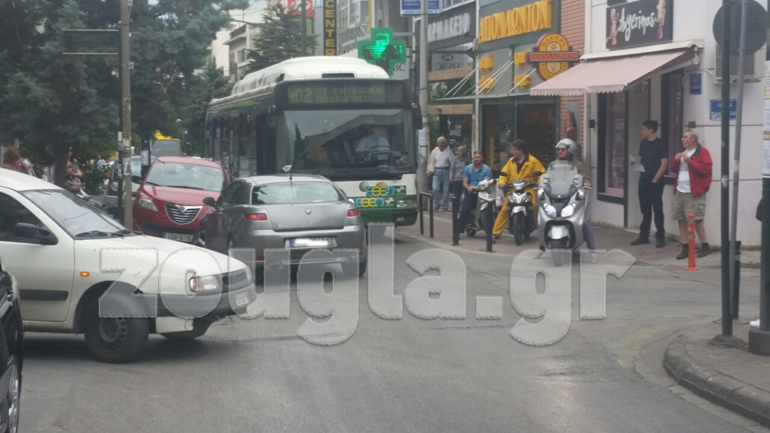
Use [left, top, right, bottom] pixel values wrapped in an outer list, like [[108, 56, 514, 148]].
[[284, 82, 405, 106]]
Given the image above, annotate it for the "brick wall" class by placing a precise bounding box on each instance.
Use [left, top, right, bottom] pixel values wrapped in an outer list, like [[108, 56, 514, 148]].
[[559, 0, 585, 157]]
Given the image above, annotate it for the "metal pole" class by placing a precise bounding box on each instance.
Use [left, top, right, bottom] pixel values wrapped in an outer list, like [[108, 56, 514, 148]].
[[719, 0, 732, 337], [729, 0, 747, 321], [748, 5, 770, 355], [417, 0, 430, 196], [452, 195, 460, 245], [486, 203, 493, 252], [116, 38, 124, 222], [301, 0, 307, 56], [120, 0, 133, 229]]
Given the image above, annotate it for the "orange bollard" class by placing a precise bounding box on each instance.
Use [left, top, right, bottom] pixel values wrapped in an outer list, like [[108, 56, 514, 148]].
[[686, 213, 699, 271]]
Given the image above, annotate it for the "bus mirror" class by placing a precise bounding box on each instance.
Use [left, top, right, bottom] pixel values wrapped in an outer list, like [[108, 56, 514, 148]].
[[412, 107, 424, 130]]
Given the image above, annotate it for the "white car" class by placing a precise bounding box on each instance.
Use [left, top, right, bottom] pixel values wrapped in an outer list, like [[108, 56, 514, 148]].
[[0, 169, 256, 363]]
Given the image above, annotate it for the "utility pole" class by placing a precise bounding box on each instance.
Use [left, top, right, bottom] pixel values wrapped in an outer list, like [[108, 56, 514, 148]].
[[718, 0, 732, 338], [301, 0, 307, 56], [749, 2, 770, 355], [120, 0, 133, 229], [417, 0, 429, 196]]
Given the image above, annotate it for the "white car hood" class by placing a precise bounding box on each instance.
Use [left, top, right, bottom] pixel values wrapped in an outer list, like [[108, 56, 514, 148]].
[[75, 235, 248, 295]]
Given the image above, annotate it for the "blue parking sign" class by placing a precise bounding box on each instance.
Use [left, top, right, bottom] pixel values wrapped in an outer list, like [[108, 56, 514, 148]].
[[401, 0, 441, 16], [709, 99, 737, 120]]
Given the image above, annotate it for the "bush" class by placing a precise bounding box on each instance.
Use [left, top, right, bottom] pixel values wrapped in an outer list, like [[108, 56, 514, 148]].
[[83, 167, 108, 195]]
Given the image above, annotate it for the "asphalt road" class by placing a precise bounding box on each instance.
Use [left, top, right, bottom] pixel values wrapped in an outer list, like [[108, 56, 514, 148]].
[[19, 234, 763, 433]]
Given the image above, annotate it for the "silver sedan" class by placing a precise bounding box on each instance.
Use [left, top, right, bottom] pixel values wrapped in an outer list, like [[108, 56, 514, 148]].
[[194, 174, 367, 277]]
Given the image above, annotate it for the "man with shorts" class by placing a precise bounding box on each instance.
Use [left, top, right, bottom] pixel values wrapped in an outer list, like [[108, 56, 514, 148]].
[[671, 130, 713, 259]]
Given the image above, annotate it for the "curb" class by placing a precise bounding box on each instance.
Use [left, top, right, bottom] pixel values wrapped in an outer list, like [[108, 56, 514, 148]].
[[663, 336, 770, 428]]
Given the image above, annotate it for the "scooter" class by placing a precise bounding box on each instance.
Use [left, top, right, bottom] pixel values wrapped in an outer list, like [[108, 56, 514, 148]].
[[501, 171, 542, 245], [465, 178, 499, 238], [537, 162, 589, 267]]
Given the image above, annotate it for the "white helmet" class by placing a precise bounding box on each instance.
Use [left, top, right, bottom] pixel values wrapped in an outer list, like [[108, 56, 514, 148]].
[[555, 138, 578, 159]]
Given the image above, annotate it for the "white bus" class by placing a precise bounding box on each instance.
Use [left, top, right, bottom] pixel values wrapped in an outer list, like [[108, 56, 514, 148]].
[[205, 56, 422, 226]]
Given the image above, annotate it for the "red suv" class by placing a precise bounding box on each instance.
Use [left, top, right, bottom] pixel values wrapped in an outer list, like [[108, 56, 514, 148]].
[[133, 157, 228, 243]]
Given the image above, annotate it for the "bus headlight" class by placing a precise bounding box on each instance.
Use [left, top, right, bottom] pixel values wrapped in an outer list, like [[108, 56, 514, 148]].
[[397, 200, 416, 208]]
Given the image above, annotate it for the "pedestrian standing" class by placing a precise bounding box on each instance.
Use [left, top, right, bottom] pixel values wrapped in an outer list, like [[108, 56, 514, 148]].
[[449, 145, 469, 203], [427, 137, 454, 212], [2, 147, 28, 174], [671, 130, 713, 259], [631, 120, 668, 248]]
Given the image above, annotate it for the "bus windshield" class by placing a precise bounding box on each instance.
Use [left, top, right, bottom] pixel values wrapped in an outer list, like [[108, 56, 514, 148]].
[[279, 109, 415, 178], [152, 140, 182, 157]]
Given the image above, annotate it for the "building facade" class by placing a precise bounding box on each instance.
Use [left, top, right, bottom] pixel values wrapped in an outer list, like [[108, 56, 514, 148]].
[[532, 0, 768, 246]]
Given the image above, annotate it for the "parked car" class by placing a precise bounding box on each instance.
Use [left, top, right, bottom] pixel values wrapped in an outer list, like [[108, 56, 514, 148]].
[[0, 259, 22, 433], [99, 156, 154, 208], [133, 157, 228, 243], [195, 174, 367, 276], [0, 169, 255, 363]]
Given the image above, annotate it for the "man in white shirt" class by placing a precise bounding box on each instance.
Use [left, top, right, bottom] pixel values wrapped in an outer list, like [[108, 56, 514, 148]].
[[427, 136, 454, 211], [357, 127, 390, 153]]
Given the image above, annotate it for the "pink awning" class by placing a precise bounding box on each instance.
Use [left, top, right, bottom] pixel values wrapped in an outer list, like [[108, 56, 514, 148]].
[[530, 50, 692, 96]]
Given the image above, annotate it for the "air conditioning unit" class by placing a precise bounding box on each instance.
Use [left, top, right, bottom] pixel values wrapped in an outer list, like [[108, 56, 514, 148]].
[[714, 45, 766, 82]]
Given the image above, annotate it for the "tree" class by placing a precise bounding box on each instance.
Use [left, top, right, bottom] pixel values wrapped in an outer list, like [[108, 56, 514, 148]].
[[246, 2, 317, 73], [182, 62, 232, 156], [0, 0, 247, 186]]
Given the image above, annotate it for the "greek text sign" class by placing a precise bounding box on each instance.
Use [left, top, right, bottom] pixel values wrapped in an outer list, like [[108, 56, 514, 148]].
[[606, 0, 673, 50]]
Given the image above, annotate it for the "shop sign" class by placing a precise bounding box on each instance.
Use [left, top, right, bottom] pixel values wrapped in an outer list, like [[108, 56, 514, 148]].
[[606, 0, 673, 50], [323, 0, 337, 56], [415, 3, 476, 51], [689, 73, 702, 95], [479, 0, 553, 44], [528, 33, 579, 81], [431, 53, 473, 72]]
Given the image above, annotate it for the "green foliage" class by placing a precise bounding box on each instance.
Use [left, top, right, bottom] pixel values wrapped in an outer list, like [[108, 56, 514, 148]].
[[0, 0, 247, 185], [247, 3, 318, 73], [82, 166, 108, 195], [182, 62, 232, 156]]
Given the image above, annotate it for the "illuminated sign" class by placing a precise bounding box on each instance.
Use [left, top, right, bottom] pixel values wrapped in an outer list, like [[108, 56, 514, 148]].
[[282, 82, 406, 106], [528, 33, 579, 81], [479, 0, 553, 44], [324, 0, 337, 56], [358, 28, 407, 76]]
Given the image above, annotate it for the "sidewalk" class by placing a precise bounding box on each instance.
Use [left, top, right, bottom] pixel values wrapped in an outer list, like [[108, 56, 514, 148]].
[[400, 208, 762, 268], [664, 321, 770, 428]]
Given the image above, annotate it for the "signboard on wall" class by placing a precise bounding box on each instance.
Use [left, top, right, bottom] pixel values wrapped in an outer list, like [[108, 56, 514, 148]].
[[323, 0, 337, 56], [606, 0, 673, 50], [415, 2, 476, 51], [710, 99, 738, 120], [528, 33, 580, 81], [282, 0, 313, 17], [431, 53, 473, 72], [401, 0, 441, 17]]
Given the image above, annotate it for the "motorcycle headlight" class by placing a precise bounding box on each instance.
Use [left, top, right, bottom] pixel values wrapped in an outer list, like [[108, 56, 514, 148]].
[[524, 195, 532, 203], [576, 190, 585, 200], [538, 189, 545, 200], [544, 205, 557, 218], [189, 275, 220, 293], [508, 195, 515, 203], [561, 204, 575, 218], [513, 194, 525, 204], [137, 198, 158, 212]]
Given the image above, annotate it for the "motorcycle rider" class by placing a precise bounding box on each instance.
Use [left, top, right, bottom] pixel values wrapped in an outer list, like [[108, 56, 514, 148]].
[[539, 138, 597, 256], [493, 138, 545, 241], [456, 151, 492, 237]]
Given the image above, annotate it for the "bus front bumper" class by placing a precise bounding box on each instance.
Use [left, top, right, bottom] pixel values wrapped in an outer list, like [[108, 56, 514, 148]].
[[361, 208, 417, 227]]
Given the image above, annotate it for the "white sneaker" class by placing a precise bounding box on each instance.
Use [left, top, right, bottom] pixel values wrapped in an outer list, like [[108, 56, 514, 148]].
[[750, 319, 760, 329]]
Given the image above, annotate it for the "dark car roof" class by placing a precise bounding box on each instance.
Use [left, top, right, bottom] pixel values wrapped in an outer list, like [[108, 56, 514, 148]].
[[242, 174, 332, 186]]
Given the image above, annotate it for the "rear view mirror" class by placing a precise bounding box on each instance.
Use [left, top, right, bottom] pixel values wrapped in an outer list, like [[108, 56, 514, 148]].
[[203, 197, 217, 206], [14, 223, 57, 245]]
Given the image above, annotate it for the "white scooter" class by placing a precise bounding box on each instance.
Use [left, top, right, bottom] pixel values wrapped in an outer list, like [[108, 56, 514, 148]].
[[537, 162, 589, 267], [464, 178, 499, 238]]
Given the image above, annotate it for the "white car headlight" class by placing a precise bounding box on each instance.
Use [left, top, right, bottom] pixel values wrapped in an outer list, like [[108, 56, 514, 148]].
[[189, 275, 220, 292], [545, 205, 557, 218], [138, 198, 158, 212], [561, 204, 575, 218]]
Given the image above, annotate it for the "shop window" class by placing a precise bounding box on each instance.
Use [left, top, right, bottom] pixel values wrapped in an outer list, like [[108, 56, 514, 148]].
[[598, 92, 626, 202], [661, 71, 683, 181]]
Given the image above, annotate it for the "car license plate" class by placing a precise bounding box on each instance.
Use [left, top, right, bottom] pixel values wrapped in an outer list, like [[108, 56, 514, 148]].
[[164, 233, 194, 243], [377, 154, 389, 161], [290, 238, 331, 248], [235, 292, 249, 307]]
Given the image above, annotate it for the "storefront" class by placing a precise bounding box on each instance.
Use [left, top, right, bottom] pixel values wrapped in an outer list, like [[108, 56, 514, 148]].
[[416, 2, 476, 153], [476, 0, 565, 173], [531, 0, 767, 245]]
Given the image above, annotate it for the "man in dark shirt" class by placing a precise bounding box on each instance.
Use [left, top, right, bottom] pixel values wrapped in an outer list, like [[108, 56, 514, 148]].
[[631, 120, 668, 247]]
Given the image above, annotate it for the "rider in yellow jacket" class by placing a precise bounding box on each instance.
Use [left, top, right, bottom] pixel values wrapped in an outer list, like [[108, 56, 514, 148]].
[[493, 139, 545, 239]]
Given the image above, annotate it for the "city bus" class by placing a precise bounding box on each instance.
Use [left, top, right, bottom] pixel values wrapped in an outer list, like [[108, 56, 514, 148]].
[[205, 57, 422, 227]]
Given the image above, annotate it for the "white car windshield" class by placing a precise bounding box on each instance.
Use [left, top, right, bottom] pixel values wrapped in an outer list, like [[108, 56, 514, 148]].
[[21, 190, 133, 238]]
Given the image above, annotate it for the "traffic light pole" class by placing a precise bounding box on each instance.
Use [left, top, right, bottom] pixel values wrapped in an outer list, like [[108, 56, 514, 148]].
[[120, 0, 133, 229], [417, 0, 429, 198]]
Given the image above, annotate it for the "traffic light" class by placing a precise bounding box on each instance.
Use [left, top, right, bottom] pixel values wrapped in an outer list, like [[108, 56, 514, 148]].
[[358, 27, 407, 76]]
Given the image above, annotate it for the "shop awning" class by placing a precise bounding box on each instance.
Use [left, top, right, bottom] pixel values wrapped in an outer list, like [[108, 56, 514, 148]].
[[529, 49, 693, 96]]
